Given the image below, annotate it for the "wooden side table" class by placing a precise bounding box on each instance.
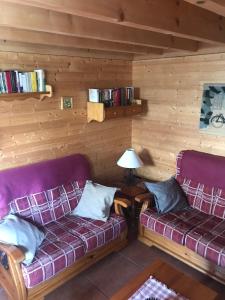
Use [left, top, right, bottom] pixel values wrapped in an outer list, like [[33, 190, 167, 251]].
[[115, 183, 147, 238]]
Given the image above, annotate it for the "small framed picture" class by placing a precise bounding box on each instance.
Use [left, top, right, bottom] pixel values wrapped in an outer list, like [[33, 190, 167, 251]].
[[61, 96, 73, 110]]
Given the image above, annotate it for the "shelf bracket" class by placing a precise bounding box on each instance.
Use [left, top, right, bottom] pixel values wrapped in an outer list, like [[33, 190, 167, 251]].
[[40, 85, 53, 101]]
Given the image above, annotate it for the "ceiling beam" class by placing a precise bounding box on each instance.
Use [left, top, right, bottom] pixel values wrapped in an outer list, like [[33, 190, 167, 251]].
[[0, 40, 134, 60], [4, 0, 225, 44], [0, 1, 198, 52], [6, 0, 121, 23], [185, 0, 225, 17], [0, 27, 163, 55]]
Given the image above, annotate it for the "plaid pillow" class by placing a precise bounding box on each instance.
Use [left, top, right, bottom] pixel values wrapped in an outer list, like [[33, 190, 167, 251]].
[[176, 150, 225, 219], [213, 188, 225, 219], [10, 180, 85, 225], [10, 192, 53, 225], [177, 176, 225, 219], [47, 180, 85, 221]]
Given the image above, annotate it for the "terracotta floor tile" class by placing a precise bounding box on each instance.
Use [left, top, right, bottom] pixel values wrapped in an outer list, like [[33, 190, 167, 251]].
[[46, 273, 107, 300], [120, 240, 225, 297], [83, 252, 142, 297], [119, 240, 165, 268]]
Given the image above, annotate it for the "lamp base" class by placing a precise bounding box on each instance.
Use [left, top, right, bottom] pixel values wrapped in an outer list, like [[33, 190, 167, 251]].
[[124, 169, 136, 186]]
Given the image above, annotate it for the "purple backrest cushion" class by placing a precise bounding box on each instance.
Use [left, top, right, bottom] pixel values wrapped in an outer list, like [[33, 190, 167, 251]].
[[0, 154, 91, 219], [176, 150, 225, 218]]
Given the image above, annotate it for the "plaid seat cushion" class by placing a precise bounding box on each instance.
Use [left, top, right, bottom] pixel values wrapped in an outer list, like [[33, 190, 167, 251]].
[[185, 214, 225, 267], [140, 207, 206, 245], [52, 213, 127, 253], [9, 180, 85, 226], [21, 213, 127, 288], [21, 221, 86, 288]]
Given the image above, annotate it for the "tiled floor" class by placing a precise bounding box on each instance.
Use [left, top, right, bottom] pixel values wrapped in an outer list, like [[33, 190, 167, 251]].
[[1, 240, 225, 300]]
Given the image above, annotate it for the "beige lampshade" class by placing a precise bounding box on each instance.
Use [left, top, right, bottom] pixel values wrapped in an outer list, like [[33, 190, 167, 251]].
[[117, 148, 143, 169]]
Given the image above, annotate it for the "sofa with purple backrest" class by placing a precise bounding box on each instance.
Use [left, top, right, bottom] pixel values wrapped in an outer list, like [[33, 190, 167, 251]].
[[138, 150, 225, 283], [0, 154, 128, 300]]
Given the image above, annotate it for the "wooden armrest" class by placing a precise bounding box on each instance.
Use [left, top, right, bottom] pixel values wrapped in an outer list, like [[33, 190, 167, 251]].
[[114, 197, 131, 216], [0, 243, 24, 264], [0, 243, 26, 300], [114, 197, 131, 208], [135, 192, 153, 203], [135, 193, 154, 213]]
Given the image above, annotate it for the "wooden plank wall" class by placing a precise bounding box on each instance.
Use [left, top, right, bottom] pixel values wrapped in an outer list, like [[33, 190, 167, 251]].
[[132, 53, 225, 181], [0, 51, 132, 181]]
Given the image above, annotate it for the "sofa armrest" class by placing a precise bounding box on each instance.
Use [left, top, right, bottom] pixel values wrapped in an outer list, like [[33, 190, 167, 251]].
[[135, 192, 153, 203], [0, 243, 25, 265], [114, 197, 131, 216], [135, 192, 154, 213], [0, 243, 26, 300]]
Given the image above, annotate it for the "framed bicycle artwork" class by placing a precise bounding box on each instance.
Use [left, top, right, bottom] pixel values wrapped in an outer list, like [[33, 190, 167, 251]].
[[200, 83, 225, 136]]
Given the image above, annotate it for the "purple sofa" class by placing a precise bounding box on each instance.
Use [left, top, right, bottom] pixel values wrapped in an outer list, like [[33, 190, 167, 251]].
[[0, 154, 128, 300], [139, 150, 225, 283]]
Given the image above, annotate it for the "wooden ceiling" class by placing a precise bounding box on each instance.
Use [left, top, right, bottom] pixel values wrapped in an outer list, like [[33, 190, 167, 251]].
[[1, 0, 225, 59]]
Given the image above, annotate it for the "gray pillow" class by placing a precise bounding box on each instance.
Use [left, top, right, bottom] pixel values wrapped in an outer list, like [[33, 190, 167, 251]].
[[0, 214, 45, 265], [145, 177, 189, 214]]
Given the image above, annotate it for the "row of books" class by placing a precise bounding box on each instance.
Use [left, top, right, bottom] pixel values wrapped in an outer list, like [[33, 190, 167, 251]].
[[88, 87, 134, 107], [0, 69, 46, 94]]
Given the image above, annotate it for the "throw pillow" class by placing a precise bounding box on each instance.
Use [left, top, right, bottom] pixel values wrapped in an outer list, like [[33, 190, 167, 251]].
[[145, 177, 189, 214], [71, 181, 117, 222], [0, 214, 45, 265]]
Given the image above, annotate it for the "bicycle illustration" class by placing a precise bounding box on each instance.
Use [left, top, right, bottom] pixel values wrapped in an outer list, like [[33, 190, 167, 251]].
[[211, 113, 225, 128]]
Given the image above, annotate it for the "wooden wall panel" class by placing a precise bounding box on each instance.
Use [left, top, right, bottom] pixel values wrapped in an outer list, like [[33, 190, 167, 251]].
[[0, 51, 132, 181], [132, 53, 225, 181]]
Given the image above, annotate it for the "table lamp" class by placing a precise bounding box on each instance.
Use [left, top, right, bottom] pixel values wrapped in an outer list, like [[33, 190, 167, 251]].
[[117, 148, 143, 185]]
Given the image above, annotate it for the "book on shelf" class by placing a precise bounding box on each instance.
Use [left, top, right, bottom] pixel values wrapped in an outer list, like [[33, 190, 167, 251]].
[[112, 88, 121, 106], [15, 70, 20, 93], [88, 87, 135, 107], [5, 71, 12, 93], [0, 69, 46, 94], [31, 72, 38, 92], [126, 87, 134, 104], [35, 69, 46, 92], [88, 89, 99, 103]]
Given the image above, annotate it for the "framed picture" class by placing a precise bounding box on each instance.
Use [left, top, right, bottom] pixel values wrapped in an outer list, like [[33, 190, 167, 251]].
[[200, 83, 225, 136], [61, 96, 73, 110]]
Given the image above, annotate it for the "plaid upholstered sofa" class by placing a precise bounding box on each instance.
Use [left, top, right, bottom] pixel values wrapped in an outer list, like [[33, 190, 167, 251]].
[[0, 154, 128, 300], [138, 150, 225, 284]]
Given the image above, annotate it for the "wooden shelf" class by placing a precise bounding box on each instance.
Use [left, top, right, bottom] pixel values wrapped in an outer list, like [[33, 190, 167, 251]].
[[0, 85, 53, 101], [87, 100, 143, 123]]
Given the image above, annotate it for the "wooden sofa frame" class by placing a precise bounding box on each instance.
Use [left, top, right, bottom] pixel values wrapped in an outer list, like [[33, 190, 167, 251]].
[[0, 197, 130, 300], [136, 193, 225, 285]]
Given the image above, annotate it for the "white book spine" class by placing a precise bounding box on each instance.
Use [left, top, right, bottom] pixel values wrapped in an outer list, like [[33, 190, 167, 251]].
[[88, 89, 99, 102], [0, 73, 2, 93], [21, 73, 27, 92], [25, 73, 30, 92], [18, 73, 23, 92], [28, 72, 32, 92], [34, 69, 46, 92]]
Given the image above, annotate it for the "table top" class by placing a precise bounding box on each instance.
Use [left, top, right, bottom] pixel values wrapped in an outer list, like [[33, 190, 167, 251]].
[[120, 185, 146, 197], [110, 259, 218, 300], [115, 182, 147, 198]]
